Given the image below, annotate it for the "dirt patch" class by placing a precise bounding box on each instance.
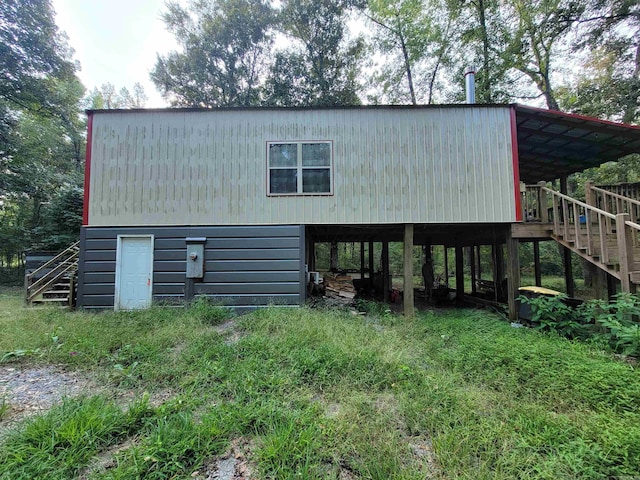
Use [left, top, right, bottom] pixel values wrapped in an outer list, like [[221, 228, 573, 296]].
[[409, 437, 442, 479], [214, 320, 244, 345], [0, 364, 98, 434], [78, 437, 139, 479], [192, 437, 256, 479], [0, 364, 177, 443]]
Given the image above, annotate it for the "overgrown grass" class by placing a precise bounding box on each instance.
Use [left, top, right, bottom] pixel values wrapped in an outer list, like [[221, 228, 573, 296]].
[[1, 288, 640, 479]]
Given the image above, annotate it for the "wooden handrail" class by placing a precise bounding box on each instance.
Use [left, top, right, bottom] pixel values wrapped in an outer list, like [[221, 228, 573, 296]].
[[626, 220, 640, 231], [596, 183, 640, 201], [27, 257, 77, 294], [591, 186, 640, 208], [26, 260, 77, 302], [26, 242, 79, 280], [525, 184, 640, 293], [540, 186, 616, 219], [25, 242, 79, 304]]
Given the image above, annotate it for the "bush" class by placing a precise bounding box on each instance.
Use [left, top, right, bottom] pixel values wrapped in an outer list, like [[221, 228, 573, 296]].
[[581, 293, 640, 356], [519, 294, 589, 339], [519, 293, 640, 356]]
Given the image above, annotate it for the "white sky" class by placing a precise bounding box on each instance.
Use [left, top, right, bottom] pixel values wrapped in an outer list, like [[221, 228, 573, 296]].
[[52, 0, 179, 107]]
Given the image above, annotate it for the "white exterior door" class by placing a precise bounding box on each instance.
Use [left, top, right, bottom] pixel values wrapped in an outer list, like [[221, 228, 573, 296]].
[[115, 235, 153, 310]]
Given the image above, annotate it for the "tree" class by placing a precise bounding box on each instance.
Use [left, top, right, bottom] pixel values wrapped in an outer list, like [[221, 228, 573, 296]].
[[38, 182, 83, 250], [151, 0, 275, 107], [502, 0, 585, 110], [0, 0, 85, 265], [451, 0, 517, 103], [366, 0, 457, 105], [0, 0, 77, 115], [264, 0, 364, 106], [557, 0, 639, 123], [86, 82, 148, 109]]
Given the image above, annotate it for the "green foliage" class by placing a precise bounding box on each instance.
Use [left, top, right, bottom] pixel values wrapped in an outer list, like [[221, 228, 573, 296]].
[[559, 1, 640, 124], [521, 292, 640, 356], [367, 0, 461, 105], [582, 293, 640, 356], [265, 0, 364, 106], [519, 293, 588, 339], [188, 296, 234, 325], [151, 0, 275, 107], [102, 410, 229, 479], [0, 396, 154, 480], [36, 183, 83, 250], [85, 82, 148, 109], [3, 292, 640, 478], [256, 409, 325, 478], [0, 347, 42, 364], [0, 0, 85, 265], [0, 0, 77, 114], [354, 298, 392, 317], [1, 325, 64, 363], [0, 396, 8, 420]]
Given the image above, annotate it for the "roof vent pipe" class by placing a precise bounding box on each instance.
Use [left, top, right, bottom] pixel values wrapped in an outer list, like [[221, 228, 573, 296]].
[[465, 66, 476, 104]]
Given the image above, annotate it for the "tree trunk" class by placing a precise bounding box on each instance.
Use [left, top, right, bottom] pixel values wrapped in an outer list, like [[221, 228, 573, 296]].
[[477, 0, 492, 102], [330, 241, 339, 271], [399, 32, 417, 105]]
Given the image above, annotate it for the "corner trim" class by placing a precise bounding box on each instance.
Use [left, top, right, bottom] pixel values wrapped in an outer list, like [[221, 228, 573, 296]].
[[510, 107, 523, 222], [82, 113, 93, 226], [299, 225, 306, 304]]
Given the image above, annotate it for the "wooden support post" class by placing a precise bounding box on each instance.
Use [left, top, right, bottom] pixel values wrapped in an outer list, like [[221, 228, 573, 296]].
[[382, 241, 390, 302], [533, 241, 541, 286], [404, 224, 415, 317], [368, 241, 374, 290], [607, 273, 617, 300], [616, 213, 636, 293], [593, 269, 606, 300], [558, 179, 575, 297], [562, 247, 575, 297], [476, 246, 482, 281], [470, 246, 477, 294], [538, 181, 549, 223], [490, 244, 497, 301], [559, 176, 568, 195], [444, 247, 449, 285], [455, 245, 464, 302], [506, 230, 521, 321], [585, 181, 595, 207], [308, 241, 316, 271], [359, 242, 365, 282], [495, 244, 504, 283], [330, 241, 338, 271]]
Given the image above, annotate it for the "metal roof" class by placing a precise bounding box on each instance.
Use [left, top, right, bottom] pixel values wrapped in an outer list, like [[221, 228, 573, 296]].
[[514, 105, 640, 183]]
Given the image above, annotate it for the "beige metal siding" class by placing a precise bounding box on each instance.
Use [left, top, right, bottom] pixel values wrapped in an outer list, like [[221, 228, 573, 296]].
[[88, 107, 516, 226]]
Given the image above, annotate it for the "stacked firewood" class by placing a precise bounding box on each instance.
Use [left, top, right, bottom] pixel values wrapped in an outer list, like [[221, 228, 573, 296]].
[[323, 274, 356, 300]]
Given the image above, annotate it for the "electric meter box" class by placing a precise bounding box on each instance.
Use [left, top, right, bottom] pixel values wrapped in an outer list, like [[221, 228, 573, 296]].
[[185, 237, 206, 278]]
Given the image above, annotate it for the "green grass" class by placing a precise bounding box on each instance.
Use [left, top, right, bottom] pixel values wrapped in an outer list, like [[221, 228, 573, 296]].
[[1, 288, 640, 479]]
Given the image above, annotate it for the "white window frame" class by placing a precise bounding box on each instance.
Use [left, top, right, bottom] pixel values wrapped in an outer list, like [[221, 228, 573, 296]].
[[267, 141, 333, 196]]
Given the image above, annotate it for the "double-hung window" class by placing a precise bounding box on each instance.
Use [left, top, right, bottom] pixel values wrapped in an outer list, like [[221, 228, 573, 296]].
[[267, 141, 332, 195]]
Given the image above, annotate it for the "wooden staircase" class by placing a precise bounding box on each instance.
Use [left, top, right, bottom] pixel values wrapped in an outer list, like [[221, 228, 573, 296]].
[[25, 242, 80, 306], [523, 183, 640, 292]]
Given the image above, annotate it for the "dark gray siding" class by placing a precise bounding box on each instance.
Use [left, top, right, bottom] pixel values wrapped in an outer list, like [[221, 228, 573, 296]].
[[77, 225, 306, 310]]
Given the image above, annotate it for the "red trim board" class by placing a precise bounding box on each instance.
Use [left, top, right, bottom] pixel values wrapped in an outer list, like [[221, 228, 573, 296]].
[[82, 113, 93, 226], [510, 107, 523, 222]]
